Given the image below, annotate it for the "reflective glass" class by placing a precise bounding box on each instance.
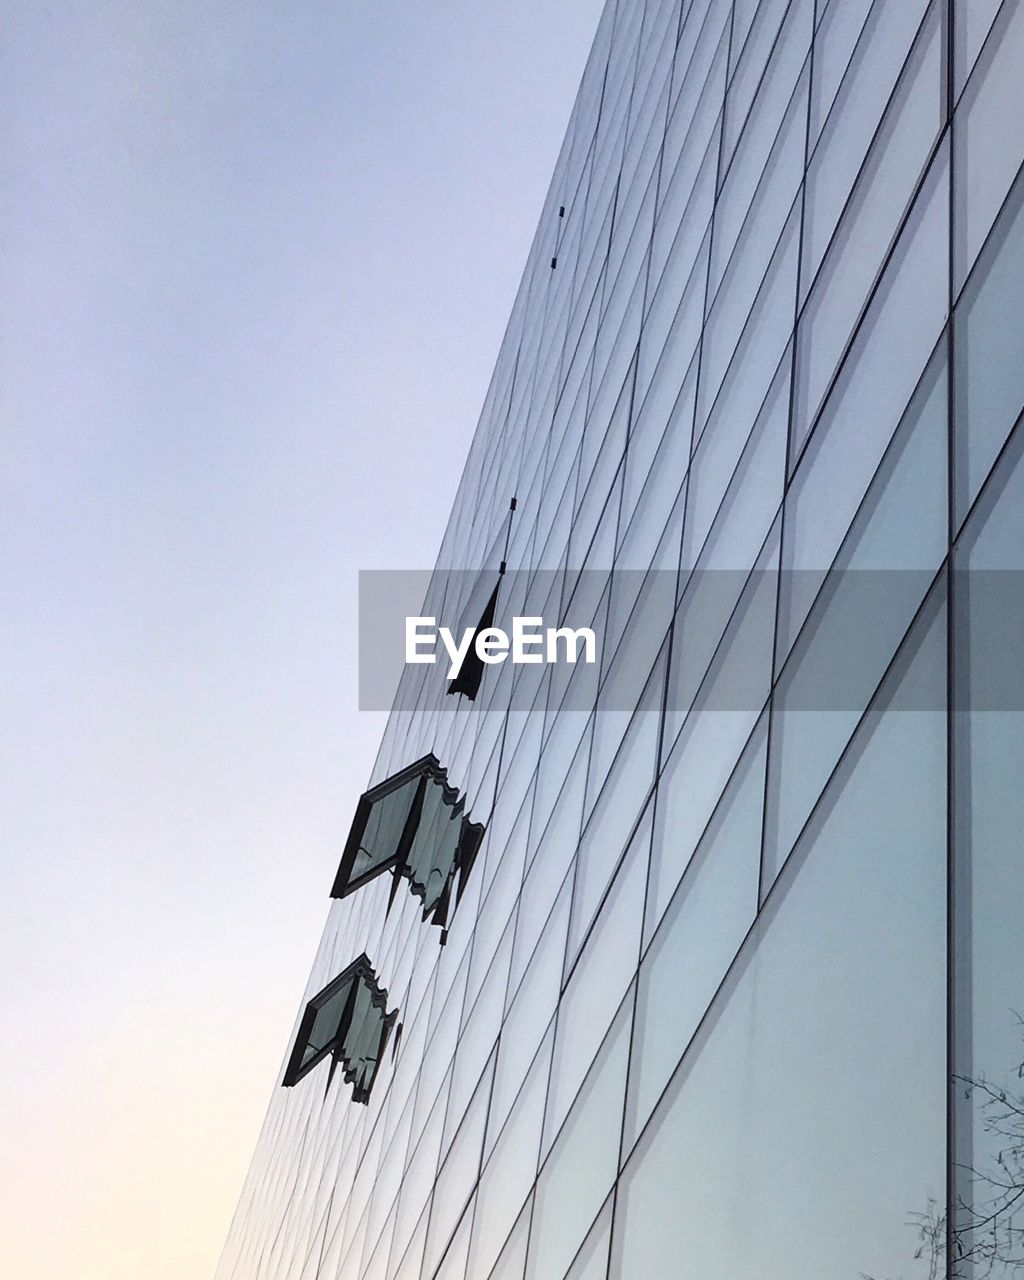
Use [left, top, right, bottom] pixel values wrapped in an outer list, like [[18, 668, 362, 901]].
[[954, 165, 1024, 527], [795, 5, 942, 438], [784, 144, 948, 617], [954, 0, 1002, 95], [954, 0, 1024, 289], [809, 0, 873, 145], [613, 597, 947, 1278], [524, 1000, 631, 1280], [563, 1194, 612, 1280], [422, 1053, 492, 1278], [485, 1200, 530, 1280], [765, 344, 947, 886], [626, 720, 765, 1147], [489, 887, 569, 1148], [544, 836, 646, 1154], [216, 0, 1024, 1273], [802, 0, 931, 293], [953, 425, 1024, 1273], [468, 1025, 552, 1280], [650, 526, 779, 937]]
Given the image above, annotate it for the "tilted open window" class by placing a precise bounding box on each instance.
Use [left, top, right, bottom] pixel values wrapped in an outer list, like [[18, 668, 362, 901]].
[[446, 497, 516, 702], [282, 954, 397, 1102], [331, 754, 484, 936]]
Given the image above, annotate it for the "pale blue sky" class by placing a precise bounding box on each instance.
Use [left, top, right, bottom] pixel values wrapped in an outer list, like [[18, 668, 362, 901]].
[[0, 3, 602, 1275]]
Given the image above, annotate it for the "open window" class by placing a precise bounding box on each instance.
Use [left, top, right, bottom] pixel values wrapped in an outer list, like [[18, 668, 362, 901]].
[[446, 497, 516, 702], [331, 754, 484, 938], [282, 954, 397, 1102]]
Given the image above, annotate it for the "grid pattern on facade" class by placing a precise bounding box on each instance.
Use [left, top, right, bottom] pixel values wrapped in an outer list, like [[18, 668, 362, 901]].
[[216, 0, 1024, 1276]]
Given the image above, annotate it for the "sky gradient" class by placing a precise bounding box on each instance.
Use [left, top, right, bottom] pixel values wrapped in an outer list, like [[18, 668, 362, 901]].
[[0, 3, 602, 1275]]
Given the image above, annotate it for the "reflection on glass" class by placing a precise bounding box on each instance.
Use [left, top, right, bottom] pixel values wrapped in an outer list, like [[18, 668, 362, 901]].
[[612, 595, 947, 1279], [526, 1001, 631, 1280], [764, 342, 947, 887], [953, 424, 1024, 1275], [627, 721, 765, 1149], [954, 166, 1024, 528]]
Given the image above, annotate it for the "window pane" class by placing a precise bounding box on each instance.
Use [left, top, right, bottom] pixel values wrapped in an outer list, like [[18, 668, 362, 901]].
[[795, 6, 942, 441], [953, 425, 1024, 1271], [627, 720, 765, 1148], [954, 166, 1024, 527], [765, 344, 947, 885], [563, 1194, 612, 1280], [802, 0, 931, 294], [809, 0, 873, 146], [612, 596, 947, 1280], [468, 1027, 552, 1280], [485, 1200, 531, 1280], [432, 1208, 471, 1280], [783, 144, 948, 640], [489, 887, 570, 1150], [649, 527, 779, 938], [954, 0, 1002, 95], [545, 836, 646, 1156], [525, 1000, 631, 1280], [954, 0, 1024, 288]]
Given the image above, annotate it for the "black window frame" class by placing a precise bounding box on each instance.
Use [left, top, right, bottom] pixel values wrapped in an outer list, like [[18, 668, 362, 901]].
[[282, 953, 397, 1103], [331, 754, 485, 936]]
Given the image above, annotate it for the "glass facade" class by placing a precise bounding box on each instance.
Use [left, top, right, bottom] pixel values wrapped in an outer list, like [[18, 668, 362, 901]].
[[216, 1, 1024, 1277]]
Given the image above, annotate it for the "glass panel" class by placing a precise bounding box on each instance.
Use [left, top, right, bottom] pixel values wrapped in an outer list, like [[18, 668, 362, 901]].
[[766, 344, 947, 886], [953, 425, 1024, 1273], [723, 0, 806, 171], [422, 1055, 493, 1279], [391, 1079, 449, 1278], [694, 205, 800, 544], [612, 595, 947, 1278], [490, 887, 570, 1150], [795, 6, 942, 441], [784, 144, 949, 632], [432, 1208, 471, 1280], [468, 1026, 553, 1280], [545, 836, 646, 1155], [525, 1000, 631, 1280], [485, 1199, 531, 1280], [954, 166, 1024, 528], [303, 981, 353, 1064], [627, 720, 765, 1148], [567, 666, 662, 959], [444, 924, 513, 1153], [649, 526, 779, 938], [954, 0, 1024, 289], [511, 755, 584, 995], [362, 1208, 398, 1280], [404, 779, 460, 913], [702, 66, 806, 421], [809, 0, 874, 146], [954, 0, 1002, 96], [343, 976, 394, 1103], [563, 1194, 613, 1280], [352, 774, 422, 885], [684, 345, 788, 575], [709, 0, 812, 296], [802, 0, 931, 295]]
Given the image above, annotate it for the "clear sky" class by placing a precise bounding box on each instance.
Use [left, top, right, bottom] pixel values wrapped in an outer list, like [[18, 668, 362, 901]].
[[0, 3, 603, 1276]]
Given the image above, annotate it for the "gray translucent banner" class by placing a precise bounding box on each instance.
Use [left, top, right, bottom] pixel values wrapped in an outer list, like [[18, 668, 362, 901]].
[[357, 569, 1024, 713]]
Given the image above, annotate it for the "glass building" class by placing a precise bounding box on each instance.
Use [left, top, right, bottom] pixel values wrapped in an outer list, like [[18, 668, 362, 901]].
[[216, 0, 1024, 1276]]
